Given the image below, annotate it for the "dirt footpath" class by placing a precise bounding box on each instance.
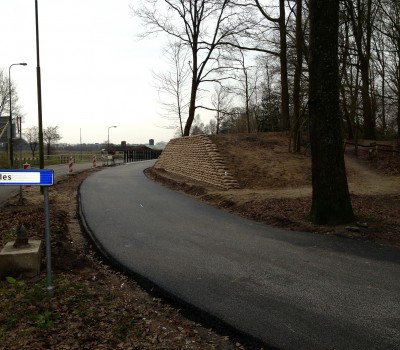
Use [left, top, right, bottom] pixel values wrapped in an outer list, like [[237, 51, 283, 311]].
[[345, 154, 400, 195]]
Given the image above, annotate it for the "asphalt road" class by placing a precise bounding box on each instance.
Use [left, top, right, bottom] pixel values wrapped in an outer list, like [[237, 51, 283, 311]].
[[79, 161, 400, 350], [0, 162, 94, 205]]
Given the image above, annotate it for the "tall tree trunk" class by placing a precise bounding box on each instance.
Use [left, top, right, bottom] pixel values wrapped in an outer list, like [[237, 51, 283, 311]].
[[184, 80, 198, 136], [340, 77, 354, 140], [397, 60, 400, 138], [339, 19, 354, 140], [363, 0, 375, 139], [279, 0, 290, 131], [380, 49, 386, 134], [350, 62, 360, 139], [398, 95, 400, 138], [292, 0, 303, 152], [254, 0, 290, 130], [309, 0, 354, 225], [245, 72, 251, 133], [360, 59, 375, 139], [183, 40, 199, 136], [346, 0, 375, 139]]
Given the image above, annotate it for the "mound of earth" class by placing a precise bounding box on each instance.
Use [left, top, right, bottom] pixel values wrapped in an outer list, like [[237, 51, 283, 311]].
[[146, 132, 400, 247]]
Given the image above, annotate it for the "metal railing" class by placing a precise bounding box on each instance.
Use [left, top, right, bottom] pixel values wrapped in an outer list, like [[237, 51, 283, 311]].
[[0, 149, 161, 169], [10, 153, 103, 168]]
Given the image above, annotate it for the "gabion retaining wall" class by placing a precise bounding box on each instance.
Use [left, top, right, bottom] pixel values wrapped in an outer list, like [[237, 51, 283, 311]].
[[154, 134, 239, 190]]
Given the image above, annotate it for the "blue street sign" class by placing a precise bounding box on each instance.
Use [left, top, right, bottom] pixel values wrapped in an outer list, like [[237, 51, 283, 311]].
[[0, 169, 54, 186]]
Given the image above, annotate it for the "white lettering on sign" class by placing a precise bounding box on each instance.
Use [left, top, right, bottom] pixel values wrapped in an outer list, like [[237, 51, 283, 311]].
[[0, 172, 40, 184]]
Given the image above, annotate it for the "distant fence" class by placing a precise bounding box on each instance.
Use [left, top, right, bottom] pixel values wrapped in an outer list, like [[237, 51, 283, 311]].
[[12, 153, 103, 167], [7, 149, 162, 168], [123, 150, 162, 163], [344, 140, 400, 158]]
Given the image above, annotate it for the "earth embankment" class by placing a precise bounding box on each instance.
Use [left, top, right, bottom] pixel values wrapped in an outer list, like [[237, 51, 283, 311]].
[[147, 132, 400, 247]]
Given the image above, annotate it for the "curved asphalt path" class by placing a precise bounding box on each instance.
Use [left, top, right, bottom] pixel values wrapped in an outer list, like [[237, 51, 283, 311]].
[[79, 161, 400, 350]]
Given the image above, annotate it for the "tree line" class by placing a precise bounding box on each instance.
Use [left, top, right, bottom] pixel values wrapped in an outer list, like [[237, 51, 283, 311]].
[[0, 68, 62, 158], [134, 0, 385, 225], [135, 0, 400, 146], [0, 68, 22, 121]]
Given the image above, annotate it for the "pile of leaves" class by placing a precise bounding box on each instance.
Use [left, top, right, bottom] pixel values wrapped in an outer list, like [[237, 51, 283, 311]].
[[0, 171, 256, 350]]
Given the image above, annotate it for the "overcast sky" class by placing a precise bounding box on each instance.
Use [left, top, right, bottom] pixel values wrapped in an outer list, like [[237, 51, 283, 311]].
[[0, 0, 179, 145]]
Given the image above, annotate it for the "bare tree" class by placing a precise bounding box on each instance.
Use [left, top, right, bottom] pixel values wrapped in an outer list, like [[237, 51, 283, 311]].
[[254, 0, 290, 131], [0, 69, 9, 117], [0, 68, 22, 118], [378, 0, 400, 137], [134, 0, 245, 136], [371, 20, 388, 136], [211, 84, 233, 134], [219, 46, 259, 133], [343, 0, 378, 139], [339, 16, 359, 140], [24, 126, 39, 158], [290, 0, 305, 152], [254, 55, 281, 132], [43, 126, 61, 155], [153, 41, 191, 136], [309, 0, 354, 224]]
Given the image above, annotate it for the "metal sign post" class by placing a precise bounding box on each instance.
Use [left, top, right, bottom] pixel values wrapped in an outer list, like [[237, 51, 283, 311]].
[[0, 169, 54, 296], [42, 186, 53, 296]]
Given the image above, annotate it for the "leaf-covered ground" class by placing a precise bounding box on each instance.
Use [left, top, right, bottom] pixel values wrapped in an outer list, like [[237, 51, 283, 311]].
[[0, 170, 256, 350], [1, 132, 399, 349]]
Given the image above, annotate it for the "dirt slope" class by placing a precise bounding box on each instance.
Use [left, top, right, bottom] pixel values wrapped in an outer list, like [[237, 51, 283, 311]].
[[345, 154, 400, 195], [147, 132, 400, 247]]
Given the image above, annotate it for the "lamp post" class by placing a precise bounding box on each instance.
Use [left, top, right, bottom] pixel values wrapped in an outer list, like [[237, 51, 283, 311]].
[[35, 0, 45, 170], [9, 63, 27, 168], [108, 126, 117, 154]]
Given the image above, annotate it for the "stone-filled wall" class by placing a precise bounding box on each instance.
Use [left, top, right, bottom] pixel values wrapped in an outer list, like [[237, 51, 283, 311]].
[[154, 134, 239, 190]]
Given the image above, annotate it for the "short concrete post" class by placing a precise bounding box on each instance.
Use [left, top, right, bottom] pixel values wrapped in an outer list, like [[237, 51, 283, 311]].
[[14, 224, 29, 248], [0, 224, 42, 278]]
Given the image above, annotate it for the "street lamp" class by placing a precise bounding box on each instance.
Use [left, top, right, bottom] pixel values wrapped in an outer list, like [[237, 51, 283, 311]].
[[35, 0, 45, 170], [108, 126, 117, 154], [9, 63, 27, 168]]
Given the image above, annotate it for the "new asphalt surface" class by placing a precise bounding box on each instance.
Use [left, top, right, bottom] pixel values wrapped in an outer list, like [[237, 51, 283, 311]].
[[79, 161, 400, 350]]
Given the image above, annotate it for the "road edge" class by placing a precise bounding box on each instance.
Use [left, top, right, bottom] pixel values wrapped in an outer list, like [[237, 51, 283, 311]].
[[77, 170, 276, 350]]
